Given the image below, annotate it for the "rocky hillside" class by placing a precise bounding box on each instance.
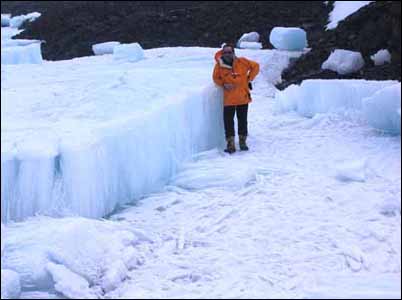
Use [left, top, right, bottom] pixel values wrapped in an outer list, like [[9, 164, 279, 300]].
[[278, 1, 401, 89], [2, 1, 400, 86], [2, 1, 330, 60]]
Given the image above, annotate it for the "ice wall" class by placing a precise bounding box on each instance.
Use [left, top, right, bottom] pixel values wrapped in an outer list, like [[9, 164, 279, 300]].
[[362, 83, 401, 134], [274, 80, 399, 124], [1, 85, 223, 222]]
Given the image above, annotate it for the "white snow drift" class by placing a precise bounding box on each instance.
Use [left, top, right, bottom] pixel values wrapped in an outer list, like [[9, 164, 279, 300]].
[[269, 27, 307, 51], [322, 49, 365, 75]]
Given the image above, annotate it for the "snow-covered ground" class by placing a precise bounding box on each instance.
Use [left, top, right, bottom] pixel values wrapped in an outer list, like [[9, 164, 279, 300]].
[[1, 28, 401, 299], [107, 79, 401, 299]]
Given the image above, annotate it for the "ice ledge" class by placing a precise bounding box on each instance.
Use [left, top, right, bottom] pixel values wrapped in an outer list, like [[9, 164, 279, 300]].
[[1, 86, 224, 222]]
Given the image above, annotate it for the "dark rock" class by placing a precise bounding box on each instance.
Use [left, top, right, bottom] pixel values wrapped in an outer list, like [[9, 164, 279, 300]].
[[279, 1, 401, 89], [1, 1, 330, 61]]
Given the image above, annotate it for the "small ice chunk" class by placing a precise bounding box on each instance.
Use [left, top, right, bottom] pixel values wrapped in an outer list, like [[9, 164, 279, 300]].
[[113, 43, 144, 62], [1, 43, 43, 65], [1, 14, 11, 27], [269, 27, 307, 51], [322, 49, 365, 75], [9, 12, 41, 28], [25, 12, 41, 22], [92, 41, 120, 55], [101, 259, 128, 293], [9, 15, 26, 28], [238, 41, 262, 49], [370, 49, 391, 66], [46, 262, 95, 299], [362, 83, 401, 134], [335, 159, 367, 182], [237, 32, 260, 47], [1, 269, 21, 299]]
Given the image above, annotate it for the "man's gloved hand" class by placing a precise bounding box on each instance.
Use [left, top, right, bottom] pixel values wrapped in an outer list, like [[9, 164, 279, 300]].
[[223, 83, 235, 91], [248, 82, 253, 90]]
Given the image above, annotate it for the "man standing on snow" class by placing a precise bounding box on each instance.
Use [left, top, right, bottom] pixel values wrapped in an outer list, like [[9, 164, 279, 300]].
[[213, 43, 260, 154]]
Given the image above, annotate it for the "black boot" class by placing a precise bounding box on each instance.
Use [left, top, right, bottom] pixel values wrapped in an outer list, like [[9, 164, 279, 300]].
[[224, 136, 236, 154], [239, 135, 249, 151]]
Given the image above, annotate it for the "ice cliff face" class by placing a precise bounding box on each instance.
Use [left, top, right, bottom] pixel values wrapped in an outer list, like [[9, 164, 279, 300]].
[[1, 47, 225, 222]]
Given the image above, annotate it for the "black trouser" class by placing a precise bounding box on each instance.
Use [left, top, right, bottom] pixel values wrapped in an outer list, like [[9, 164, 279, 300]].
[[223, 104, 248, 138]]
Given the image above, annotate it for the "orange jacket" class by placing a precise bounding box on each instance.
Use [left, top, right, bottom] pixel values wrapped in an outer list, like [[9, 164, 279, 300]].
[[213, 50, 260, 106]]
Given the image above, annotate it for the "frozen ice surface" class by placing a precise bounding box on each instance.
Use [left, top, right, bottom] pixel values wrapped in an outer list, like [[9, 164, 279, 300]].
[[362, 83, 401, 134], [269, 27, 307, 51], [1, 216, 144, 297], [335, 159, 367, 182], [46, 262, 95, 299], [1, 269, 21, 299], [322, 49, 365, 75], [304, 273, 401, 299], [1, 41, 400, 299], [92, 41, 120, 55]]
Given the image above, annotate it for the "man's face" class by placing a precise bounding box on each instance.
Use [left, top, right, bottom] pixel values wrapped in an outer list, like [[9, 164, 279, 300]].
[[222, 46, 234, 60]]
